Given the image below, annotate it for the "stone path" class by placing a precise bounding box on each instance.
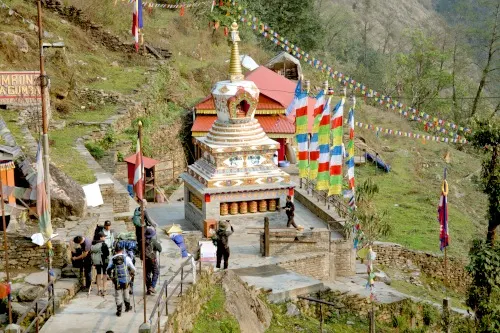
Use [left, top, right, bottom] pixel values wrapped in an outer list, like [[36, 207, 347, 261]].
[[40, 220, 194, 333]]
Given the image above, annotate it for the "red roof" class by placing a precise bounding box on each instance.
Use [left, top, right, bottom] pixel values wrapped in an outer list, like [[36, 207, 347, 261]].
[[196, 93, 284, 110], [124, 154, 159, 169], [192, 115, 295, 134]]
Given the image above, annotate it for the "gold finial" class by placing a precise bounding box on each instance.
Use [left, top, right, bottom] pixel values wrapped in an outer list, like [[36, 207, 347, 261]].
[[229, 22, 244, 82], [138, 120, 143, 127]]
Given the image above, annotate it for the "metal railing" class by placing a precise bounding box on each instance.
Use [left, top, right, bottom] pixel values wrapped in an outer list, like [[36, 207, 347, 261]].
[[148, 249, 201, 333], [16, 281, 55, 333]]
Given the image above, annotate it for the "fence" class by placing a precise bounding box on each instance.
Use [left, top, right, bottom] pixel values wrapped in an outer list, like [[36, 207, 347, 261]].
[[16, 281, 55, 333], [148, 250, 201, 333]]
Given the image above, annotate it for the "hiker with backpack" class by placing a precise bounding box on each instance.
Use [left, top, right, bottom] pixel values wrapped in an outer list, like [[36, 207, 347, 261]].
[[115, 233, 138, 295], [143, 227, 162, 295], [91, 232, 110, 296], [133, 199, 158, 247], [106, 243, 136, 317], [213, 220, 234, 270]]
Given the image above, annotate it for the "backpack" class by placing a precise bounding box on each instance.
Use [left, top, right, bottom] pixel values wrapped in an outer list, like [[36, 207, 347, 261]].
[[216, 230, 229, 249], [117, 232, 136, 241], [112, 254, 130, 285], [93, 225, 104, 241], [91, 242, 104, 266], [132, 207, 141, 227], [144, 240, 156, 260]]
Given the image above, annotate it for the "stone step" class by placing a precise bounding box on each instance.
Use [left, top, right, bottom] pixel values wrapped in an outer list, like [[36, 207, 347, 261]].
[[232, 265, 325, 303]]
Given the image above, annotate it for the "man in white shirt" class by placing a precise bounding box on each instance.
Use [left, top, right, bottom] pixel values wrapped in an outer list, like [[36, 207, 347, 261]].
[[103, 220, 115, 252]]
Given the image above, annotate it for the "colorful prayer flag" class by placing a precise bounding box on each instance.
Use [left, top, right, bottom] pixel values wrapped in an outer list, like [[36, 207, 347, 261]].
[[36, 142, 52, 242], [291, 80, 310, 178], [134, 134, 144, 200], [328, 98, 345, 196], [346, 101, 355, 190], [309, 90, 325, 180], [316, 97, 331, 190], [438, 173, 449, 251]]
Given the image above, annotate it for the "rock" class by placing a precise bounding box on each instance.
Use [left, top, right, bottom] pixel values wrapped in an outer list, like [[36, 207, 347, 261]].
[[221, 270, 272, 333], [17, 285, 44, 302], [49, 162, 87, 219], [374, 271, 392, 285], [286, 303, 300, 317], [111, 61, 119, 67], [60, 19, 68, 24], [11, 302, 29, 322], [49, 120, 66, 130], [25, 269, 61, 286], [347, 321, 355, 325], [0, 32, 29, 53], [67, 216, 79, 221]]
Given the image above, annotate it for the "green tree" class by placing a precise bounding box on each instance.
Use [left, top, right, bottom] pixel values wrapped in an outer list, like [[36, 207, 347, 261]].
[[244, 0, 324, 51], [396, 30, 453, 113], [466, 240, 500, 332], [468, 119, 500, 244]]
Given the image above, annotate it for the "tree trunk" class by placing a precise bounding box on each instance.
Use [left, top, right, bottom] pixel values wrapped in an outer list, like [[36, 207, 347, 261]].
[[471, 3, 499, 118]]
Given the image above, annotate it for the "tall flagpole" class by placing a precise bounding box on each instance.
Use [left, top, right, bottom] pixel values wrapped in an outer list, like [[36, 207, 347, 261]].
[[138, 121, 147, 323], [36, 0, 53, 286], [1, 175, 12, 324], [443, 167, 448, 288]]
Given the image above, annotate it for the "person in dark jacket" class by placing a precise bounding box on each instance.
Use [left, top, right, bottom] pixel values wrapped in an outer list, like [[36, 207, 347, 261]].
[[215, 220, 234, 270], [91, 232, 110, 296], [134, 199, 158, 248], [72, 235, 93, 292], [282, 195, 299, 229], [142, 227, 162, 295]]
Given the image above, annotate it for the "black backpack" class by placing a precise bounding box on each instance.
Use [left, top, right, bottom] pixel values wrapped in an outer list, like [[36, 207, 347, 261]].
[[93, 225, 104, 241], [144, 240, 156, 260]]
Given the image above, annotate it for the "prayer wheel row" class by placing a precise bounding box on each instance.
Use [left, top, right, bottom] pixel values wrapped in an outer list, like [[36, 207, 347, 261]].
[[220, 199, 278, 216]]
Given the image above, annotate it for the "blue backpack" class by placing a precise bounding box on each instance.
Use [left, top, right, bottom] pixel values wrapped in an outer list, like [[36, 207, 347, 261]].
[[112, 254, 130, 285]]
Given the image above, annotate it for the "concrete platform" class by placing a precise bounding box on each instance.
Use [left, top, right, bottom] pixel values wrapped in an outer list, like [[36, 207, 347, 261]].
[[233, 265, 324, 303]]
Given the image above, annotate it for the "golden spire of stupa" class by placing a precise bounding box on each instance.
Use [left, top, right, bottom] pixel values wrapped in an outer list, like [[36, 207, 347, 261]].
[[229, 22, 244, 82]]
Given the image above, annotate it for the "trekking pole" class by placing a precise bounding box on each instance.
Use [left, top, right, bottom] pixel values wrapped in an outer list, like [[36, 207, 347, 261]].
[[157, 251, 161, 286], [132, 286, 136, 313]]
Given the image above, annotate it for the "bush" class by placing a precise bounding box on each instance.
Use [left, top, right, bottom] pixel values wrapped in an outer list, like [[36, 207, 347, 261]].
[[85, 142, 105, 160], [422, 303, 438, 326], [55, 100, 72, 115]]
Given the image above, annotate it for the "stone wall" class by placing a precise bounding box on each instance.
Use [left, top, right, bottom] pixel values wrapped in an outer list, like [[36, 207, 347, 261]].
[[260, 229, 330, 256], [372, 242, 470, 292], [278, 254, 330, 280], [330, 239, 356, 278], [100, 150, 117, 174], [0, 215, 99, 270], [293, 189, 346, 237]]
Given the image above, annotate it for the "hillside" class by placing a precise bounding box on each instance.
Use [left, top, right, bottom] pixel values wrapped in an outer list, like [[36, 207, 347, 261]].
[[0, 0, 490, 258]]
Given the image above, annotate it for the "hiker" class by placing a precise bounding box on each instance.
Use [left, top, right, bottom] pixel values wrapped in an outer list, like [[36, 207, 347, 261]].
[[115, 235, 138, 295], [214, 220, 234, 270], [102, 220, 115, 251], [143, 227, 162, 295], [72, 235, 93, 292], [166, 226, 197, 283], [107, 243, 135, 317], [91, 232, 110, 296], [133, 199, 158, 246], [281, 195, 299, 230]]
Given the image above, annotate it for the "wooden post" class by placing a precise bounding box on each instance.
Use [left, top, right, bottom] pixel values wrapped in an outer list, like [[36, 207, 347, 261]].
[[318, 290, 323, 332], [0, 175, 12, 324], [264, 217, 270, 257], [442, 298, 451, 333], [138, 121, 147, 324]]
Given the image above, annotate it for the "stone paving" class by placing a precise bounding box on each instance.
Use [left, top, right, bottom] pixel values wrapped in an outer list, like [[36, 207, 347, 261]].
[[40, 220, 195, 333]]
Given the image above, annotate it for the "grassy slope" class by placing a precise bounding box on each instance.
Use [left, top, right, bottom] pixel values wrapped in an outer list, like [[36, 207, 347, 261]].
[[352, 100, 487, 257]]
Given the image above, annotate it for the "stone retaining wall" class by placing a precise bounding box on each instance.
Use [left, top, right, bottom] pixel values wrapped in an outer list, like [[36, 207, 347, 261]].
[[278, 254, 330, 280], [0, 216, 99, 270], [372, 242, 470, 292], [330, 239, 356, 278]]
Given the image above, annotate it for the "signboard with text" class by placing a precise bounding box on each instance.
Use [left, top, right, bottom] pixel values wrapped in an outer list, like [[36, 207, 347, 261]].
[[0, 71, 42, 106]]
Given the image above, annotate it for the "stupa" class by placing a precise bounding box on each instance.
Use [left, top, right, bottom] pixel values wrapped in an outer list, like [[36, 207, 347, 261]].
[[181, 22, 295, 228]]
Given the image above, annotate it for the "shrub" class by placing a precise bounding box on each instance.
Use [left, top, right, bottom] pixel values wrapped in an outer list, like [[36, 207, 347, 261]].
[[422, 303, 438, 326], [85, 142, 105, 160]]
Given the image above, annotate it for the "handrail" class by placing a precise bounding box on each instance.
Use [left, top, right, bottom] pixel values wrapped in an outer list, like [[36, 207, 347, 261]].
[[148, 246, 201, 333], [16, 280, 55, 333]]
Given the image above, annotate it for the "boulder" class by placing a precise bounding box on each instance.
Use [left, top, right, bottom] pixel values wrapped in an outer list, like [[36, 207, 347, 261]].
[[49, 162, 87, 219], [11, 302, 30, 323], [0, 32, 29, 53], [17, 285, 44, 302], [286, 303, 300, 317]]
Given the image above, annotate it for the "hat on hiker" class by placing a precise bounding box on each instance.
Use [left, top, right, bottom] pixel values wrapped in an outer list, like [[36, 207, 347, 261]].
[[145, 227, 156, 239], [104, 220, 111, 226], [219, 220, 229, 230]]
